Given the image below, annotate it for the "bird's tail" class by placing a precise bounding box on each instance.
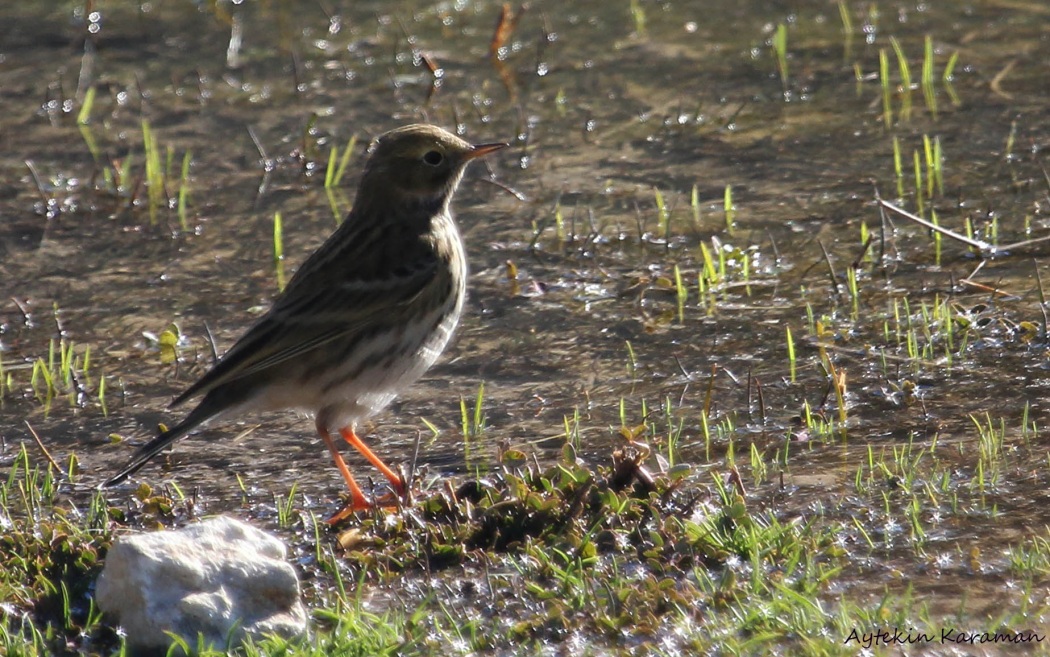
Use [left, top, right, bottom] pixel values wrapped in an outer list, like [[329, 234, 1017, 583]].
[[102, 402, 214, 488]]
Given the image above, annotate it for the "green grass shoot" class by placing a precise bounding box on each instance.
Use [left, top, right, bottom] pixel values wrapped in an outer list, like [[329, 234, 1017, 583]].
[[921, 35, 936, 117], [879, 48, 892, 128], [846, 266, 859, 318], [674, 264, 687, 322], [699, 241, 718, 287], [77, 86, 96, 126], [98, 375, 108, 416], [273, 211, 286, 292], [629, 0, 646, 36], [943, 50, 960, 104], [723, 185, 735, 233], [889, 36, 913, 120], [772, 23, 789, 90], [892, 136, 904, 197], [838, 1, 853, 60], [690, 184, 701, 230], [177, 151, 192, 231], [933, 136, 943, 195], [460, 381, 486, 441], [654, 187, 669, 242], [324, 148, 338, 189], [554, 200, 566, 242], [324, 134, 358, 189], [142, 119, 163, 224], [931, 209, 942, 265], [912, 149, 924, 216], [76, 87, 101, 163]]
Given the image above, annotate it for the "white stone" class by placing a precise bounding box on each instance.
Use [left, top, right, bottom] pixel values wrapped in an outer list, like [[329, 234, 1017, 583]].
[[96, 516, 308, 653]]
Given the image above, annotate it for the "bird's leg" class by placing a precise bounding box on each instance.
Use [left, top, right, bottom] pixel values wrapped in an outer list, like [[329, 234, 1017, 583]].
[[338, 427, 406, 496], [317, 423, 371, 524]]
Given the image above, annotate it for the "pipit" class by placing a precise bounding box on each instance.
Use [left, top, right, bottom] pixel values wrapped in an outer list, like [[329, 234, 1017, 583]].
[[105, 124, 507, 522]]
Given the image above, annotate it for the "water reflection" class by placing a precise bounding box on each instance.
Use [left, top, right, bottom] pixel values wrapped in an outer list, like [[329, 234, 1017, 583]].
[[2, 0, 1050, 624]]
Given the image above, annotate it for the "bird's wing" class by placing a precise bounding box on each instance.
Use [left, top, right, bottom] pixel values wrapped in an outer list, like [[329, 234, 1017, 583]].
[[171, 254, 439, 406]]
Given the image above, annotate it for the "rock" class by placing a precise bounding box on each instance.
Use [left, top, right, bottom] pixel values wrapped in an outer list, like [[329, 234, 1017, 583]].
[[96, 516, 308, 654]]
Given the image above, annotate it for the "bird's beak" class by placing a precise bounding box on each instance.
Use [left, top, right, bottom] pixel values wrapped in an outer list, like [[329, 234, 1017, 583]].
[[466, 141, 509, 159]]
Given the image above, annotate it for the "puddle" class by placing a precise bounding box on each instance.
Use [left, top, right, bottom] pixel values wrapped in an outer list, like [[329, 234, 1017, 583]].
[[2, 0, 1050, 646]]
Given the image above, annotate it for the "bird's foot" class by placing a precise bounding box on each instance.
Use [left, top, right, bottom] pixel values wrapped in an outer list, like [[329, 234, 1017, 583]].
[[324, 484, 410, 525]]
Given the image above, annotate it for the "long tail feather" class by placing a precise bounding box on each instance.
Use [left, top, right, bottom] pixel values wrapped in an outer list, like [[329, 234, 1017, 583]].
[[103, 402, 214, 487]]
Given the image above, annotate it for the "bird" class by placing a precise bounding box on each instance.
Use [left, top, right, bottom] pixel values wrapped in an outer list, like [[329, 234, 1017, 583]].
[[104, 124, 508, 523]]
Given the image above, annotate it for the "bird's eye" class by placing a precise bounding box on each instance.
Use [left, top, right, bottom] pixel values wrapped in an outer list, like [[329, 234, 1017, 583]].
[[422, 150, 444, 166]]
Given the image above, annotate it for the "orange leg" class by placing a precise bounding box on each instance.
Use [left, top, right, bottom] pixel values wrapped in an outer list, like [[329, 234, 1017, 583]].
[[317, 422, 371, 524], [338, 427, 406, 495]]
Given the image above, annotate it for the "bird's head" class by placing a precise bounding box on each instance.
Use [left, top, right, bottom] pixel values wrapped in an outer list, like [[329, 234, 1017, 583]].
[[359, 124, 506, 209]]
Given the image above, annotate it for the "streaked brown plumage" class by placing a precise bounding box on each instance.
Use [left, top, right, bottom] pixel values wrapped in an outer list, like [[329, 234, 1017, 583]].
[[105, 124, 507, 522]]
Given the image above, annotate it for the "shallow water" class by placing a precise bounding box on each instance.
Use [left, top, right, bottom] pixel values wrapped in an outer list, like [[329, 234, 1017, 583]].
[[2, 0, 1050, 634]]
